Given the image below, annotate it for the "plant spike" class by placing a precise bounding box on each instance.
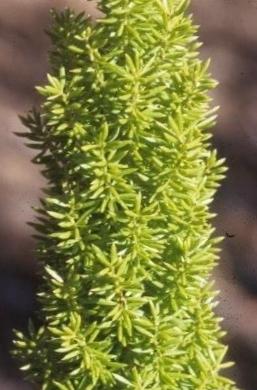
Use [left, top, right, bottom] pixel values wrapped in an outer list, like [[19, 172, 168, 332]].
[[13, 1, 239, 389]]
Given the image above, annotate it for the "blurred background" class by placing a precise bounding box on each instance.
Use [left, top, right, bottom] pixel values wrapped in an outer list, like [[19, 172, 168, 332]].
[[0, 0, 256, 388]]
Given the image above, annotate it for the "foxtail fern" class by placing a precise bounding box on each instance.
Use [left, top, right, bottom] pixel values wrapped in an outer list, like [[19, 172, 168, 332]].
[[13, 0, 238, 389]]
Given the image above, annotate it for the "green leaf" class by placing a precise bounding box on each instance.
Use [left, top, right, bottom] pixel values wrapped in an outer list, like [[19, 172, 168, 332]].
[[113, 373, 131, 386], [45, 266, 64, 284], [47, 210, 65, 219]]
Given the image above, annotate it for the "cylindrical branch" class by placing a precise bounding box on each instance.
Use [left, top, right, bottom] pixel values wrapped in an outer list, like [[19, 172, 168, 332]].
[[13, 1, 238, 389], [80, 122, 137, 217], [47, 312, 123, 384], [111, 193, 165, 255], [85, 244, 147, 342]]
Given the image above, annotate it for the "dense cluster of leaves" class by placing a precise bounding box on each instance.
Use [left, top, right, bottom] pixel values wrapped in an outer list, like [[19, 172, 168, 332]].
[[13, 0, 239, 389]]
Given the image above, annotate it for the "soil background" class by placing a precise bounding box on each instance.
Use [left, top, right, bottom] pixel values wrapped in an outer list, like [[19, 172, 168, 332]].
[[0, 1, 257, 389]]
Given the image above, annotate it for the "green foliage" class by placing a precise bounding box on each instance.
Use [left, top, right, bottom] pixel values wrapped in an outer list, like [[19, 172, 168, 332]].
[[12, 1, 238, 389]]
